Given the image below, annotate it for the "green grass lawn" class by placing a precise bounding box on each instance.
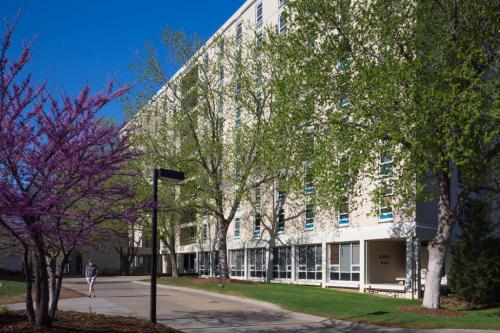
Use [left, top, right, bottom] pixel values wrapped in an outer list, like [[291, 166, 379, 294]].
[[159, 277, 500, 330], [0, 279, 25, 299]]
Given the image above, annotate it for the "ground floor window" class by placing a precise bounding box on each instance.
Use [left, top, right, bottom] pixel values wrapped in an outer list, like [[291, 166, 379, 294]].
[[132, 255, 151, 275], [199, 251, 220, 276], [199, 251, 210, 276], [182, 253, 196, 273], [249, 248, 266, 278], [329, 243, 360, 281], [272, 247, 291, 279], [212, 251, 220, 276], [230, 249, 245, 277], [298, 245, 322, 280]]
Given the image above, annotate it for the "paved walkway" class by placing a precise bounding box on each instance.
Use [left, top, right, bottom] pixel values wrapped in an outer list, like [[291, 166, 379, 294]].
[[6, 276, 498, 333]]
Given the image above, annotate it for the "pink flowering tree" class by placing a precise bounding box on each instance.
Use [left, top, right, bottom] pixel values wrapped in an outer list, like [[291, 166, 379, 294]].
[[0, 16, 142, 327]]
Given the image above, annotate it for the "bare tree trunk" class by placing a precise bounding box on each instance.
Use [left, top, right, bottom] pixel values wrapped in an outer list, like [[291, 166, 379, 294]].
[[422, 170, 455, 309], [216, 218, 229, 279], [170, 253, 179, 278], [49, 257, 67, 319], [33, 239, 51, 327], [47, 257, 56, 311], [22, 247, 35, 324], [167, 242, 179, 277]]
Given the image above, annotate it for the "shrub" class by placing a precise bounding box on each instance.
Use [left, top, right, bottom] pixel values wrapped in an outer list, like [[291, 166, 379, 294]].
[[448, 200, 500, 305]]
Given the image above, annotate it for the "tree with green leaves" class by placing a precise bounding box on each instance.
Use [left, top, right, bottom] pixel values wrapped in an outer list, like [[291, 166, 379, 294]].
[[449, 200, 500, 305], [125, 26, 282, 278], [271, 0, 498, 309]]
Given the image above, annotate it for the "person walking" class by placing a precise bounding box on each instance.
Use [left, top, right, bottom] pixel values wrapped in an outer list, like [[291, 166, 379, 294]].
[[85, 259, 98, 298]]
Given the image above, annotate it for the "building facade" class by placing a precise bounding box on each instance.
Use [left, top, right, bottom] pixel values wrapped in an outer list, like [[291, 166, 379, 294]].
[[136, 0, 469, 299]]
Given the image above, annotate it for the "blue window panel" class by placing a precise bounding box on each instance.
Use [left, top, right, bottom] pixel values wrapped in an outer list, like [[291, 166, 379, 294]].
[[338, 218, 349, 225], [379, 213, 393, 221], [304, 186, 314, 194], [254, 230, 261, 236], [338, 60, 349, 69], [277, 226, 285, 233], [379, 207, 393, 221], [305, 223, 314, 230], [379, 164, 394, 177], [340, 98, 350, 107], [234, 230, 240, 237]]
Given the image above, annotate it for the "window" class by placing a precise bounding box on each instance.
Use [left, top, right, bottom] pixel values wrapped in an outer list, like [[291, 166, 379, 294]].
[[304, 130, 314, 160], [230, 250, 245, 277], [218, 93, 224, 113], [272, 247, 291, 279], [188, 226, 196, 243], [329, 243, 360, 281], [338, 197, 349, 225], [459, 203, 472, 223], [338, 59, 349, 70], [234, 217, 241, 238], [379, 148, 394, 221], [256, 62, 262, 86], [340, 98, 350, 107], [249, 248, 266, 278], [277, 207, 285, 233], [298, 245, 322, 280], [203, 53, 209, 72], [279, 10, 286, 35], [254, 186, 261, 209], [379, 180, 394, 222], [219, 39, 224, 55], [255, 91, 263, 117], [379, 151, 393, 177], [235, 104, 242, 127], [256, 30, 263, 48], [277, 190, 286, 202], [235, 160, 241, 182], [235, 79, 242, 97], [304, 166, 314, 194], [256, 2, 263, 28], [236, 21, 243, 45], [219, 66, 224, 85], [199, 251, 211, 276], [279, 0, 286, 8], [379, 195, 393, 222], [305, 203, 314, 230], [254, 212, 261, 236], [202, 224, 208, 241]]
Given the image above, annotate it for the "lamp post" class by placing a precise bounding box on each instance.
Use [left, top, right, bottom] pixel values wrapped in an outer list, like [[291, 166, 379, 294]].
[[151, 168, 185, 324]]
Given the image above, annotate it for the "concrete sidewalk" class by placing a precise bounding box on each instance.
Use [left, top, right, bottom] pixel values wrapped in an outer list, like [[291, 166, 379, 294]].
[[5, 277, 499, 333]]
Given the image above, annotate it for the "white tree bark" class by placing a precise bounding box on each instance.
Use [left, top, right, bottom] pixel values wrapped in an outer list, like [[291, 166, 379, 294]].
[[422, 170, 455, 309], [422, 245, 446, 308]]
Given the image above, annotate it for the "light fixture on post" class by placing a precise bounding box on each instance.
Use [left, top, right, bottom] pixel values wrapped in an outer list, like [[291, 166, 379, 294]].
[[151, 168, 185, 324]]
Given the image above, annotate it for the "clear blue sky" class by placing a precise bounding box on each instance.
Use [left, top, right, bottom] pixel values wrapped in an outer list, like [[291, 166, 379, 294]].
[[1, 0, 244, 124]]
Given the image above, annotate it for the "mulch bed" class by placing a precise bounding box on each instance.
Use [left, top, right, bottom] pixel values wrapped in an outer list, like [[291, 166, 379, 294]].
[[0, 310, 183, 333], [398, 305, 465, 317], [0, 288, 84, 305]]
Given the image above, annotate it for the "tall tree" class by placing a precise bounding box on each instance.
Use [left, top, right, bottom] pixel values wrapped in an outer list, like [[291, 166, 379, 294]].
[[126, 26, 281, 278], [272, 0, 498, 308], [0, 17, 140, 326], [125, 125, 192, 278], [448, 199, 500, 305]]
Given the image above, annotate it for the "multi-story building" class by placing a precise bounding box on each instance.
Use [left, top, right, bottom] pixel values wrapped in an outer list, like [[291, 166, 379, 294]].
[[138, 0, 466, 299]]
